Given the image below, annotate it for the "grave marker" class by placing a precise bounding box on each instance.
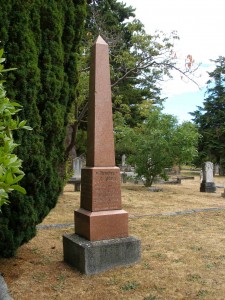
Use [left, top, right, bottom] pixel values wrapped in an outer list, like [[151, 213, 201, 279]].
[[63, 36, 141, 274], [122, 154, 126, 167], [214, 163, 220, 175], [72, 156, 85, 179], [68, 156, 85, 191], [200, 161, 216, 193]]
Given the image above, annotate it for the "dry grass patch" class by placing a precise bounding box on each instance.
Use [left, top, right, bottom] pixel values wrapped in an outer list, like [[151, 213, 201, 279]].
[[1, 177, 225, 299]]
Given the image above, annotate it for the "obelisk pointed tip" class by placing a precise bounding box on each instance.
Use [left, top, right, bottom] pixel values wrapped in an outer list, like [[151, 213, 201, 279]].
[[95, 35, 108, 45]]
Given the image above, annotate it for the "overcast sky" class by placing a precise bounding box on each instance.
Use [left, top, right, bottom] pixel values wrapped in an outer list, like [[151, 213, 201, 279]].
[[123, 0, 225, 121]]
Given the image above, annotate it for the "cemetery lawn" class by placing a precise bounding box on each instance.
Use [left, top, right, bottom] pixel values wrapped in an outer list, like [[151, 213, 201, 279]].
[[1, 176, 225, 300]]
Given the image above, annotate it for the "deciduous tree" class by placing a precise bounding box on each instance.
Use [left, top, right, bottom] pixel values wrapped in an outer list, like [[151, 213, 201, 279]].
[[117, 107, 199, 186], [67, 0, 199, 159]]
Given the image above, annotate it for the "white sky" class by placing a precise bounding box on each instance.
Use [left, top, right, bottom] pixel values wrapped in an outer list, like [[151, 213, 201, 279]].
[[123, 0, 225, 121]]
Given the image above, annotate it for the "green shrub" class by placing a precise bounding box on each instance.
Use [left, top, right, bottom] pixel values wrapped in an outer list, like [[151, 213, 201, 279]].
[[0, 49, 32, 208], [0, 0, 86, 257]]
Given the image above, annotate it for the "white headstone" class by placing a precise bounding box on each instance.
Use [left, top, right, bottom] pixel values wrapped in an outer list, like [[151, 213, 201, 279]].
[[214, 163, 220, 175], [200, 162, 216, 193], [200, 170, 203, 183], [122, 154, 126, 167], [72, 157, 85, 179], [203, 161, 214, 183]]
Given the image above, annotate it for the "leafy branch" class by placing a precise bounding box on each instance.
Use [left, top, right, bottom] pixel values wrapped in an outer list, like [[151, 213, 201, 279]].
[[0, 49, 32, 209]]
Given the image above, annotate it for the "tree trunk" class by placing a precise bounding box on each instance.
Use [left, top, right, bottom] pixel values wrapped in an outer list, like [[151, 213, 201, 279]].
[[65, 122, 78, 161]]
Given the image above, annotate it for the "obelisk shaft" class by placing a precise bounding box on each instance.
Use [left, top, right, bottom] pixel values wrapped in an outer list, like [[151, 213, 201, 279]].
[[86, 36, 115, 167], [75, 36, 128, 240]]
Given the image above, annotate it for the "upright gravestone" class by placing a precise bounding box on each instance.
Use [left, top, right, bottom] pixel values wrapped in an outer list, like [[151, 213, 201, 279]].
[[63, 36, 141, 275], [121, 154, 127, 181], [72, 157, 83, 179], [200, 161, 216, 193], [122, 154, 126, 167], [221, 189, 225, 198], [214, 163, 220, 175], [68, 156, 86, 192]]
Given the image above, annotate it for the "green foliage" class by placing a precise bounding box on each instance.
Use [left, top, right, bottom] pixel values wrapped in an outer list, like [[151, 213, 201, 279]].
[[116, 108, 199, 186], [0, 0, 86, 257], [191, 56, 225, 169], [92, 3, 178, 117], [68, 0, 180, 157], [0, 49, 32, 208], [121, 281, 140, 291]]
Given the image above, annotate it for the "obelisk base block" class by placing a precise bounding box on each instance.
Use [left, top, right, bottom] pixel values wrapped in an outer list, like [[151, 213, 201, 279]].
[[80, 167, 122, 212], [63, 234, 141, 275], [75, 208, 128, 241]]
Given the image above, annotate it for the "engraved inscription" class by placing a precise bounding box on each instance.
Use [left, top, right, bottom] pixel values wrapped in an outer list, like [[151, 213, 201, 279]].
[[92, 170, 121, 210], [80, 168, 121, 211]]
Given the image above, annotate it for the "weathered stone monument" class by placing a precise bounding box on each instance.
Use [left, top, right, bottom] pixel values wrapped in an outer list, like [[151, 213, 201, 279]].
[[122, 154, 126, 167], [68, 156, 85, 191], [68, 156, 86, 191], [214, 163, 220, 175], [72, 156, 85, 179], [63, 36, 141, 274], [200, 161, 216, 193], [221, 189, 225, 198]]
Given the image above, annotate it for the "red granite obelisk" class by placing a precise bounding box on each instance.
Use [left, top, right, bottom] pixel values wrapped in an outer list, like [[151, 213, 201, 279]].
[[63, 36, 140, 275], [75, 36, 128, 241]]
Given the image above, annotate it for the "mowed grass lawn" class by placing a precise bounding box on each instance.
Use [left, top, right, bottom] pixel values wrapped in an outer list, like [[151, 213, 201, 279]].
[[1, 176, 225, 300]]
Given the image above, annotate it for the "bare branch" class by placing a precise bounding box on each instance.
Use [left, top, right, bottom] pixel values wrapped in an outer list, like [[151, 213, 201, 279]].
[[78, 101, 88, 122]]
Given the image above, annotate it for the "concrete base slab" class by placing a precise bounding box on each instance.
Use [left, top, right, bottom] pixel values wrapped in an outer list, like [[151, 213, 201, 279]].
[[200, 182, 216, 193], [63, 234, 141, 275]]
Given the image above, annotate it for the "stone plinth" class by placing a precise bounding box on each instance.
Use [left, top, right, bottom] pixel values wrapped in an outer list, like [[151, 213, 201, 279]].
[[63, 234, 141, 275], [80, 167, 121, 211], [75, 208, 128, 241], [200, 182, 216, 193]]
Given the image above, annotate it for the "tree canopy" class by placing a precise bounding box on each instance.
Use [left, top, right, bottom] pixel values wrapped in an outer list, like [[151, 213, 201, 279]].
[[191, 56, 225, 171], [116, 106, 199, 186], [66, 0, 183, 158]]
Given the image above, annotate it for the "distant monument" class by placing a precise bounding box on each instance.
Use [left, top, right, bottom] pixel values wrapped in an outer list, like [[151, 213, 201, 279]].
[[68, 156, 86, 191], [214, 163, 220, 175], [63, 36, 141, 274], [221, 189, 225, 198], [200, 161, 216, 193], [72, 156, 85, 179], [122, 154, 126, 167]]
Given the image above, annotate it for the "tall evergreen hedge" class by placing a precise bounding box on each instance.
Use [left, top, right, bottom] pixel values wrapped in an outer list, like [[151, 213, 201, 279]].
[[0, 0, 86, 257]]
